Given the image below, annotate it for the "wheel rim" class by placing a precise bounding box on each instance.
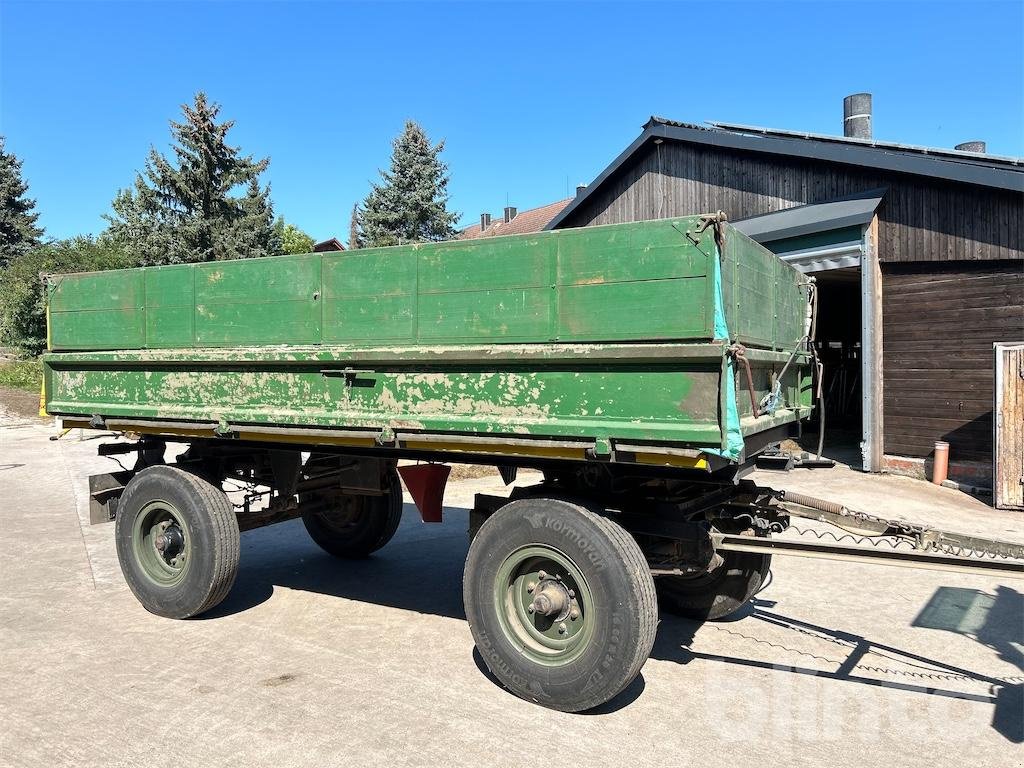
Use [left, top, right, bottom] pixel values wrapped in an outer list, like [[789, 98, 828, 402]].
[[493, 544, 595, 666], [316, 494, 368, 533], [131, 499, 190, 586]]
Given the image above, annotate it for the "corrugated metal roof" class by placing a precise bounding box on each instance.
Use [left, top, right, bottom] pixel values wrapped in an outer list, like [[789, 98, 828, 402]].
[[706, 120, 1022, 169]]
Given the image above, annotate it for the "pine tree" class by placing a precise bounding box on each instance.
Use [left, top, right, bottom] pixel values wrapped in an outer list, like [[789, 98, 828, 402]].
[[106, 92, 280, 265], [359, 121, 458, 248], [0, 137, 44, 269], [348, 203, 362, 249]]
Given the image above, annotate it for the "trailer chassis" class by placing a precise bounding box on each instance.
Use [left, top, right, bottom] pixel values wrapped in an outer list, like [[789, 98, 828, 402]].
[[81, 432, 1024, 713]]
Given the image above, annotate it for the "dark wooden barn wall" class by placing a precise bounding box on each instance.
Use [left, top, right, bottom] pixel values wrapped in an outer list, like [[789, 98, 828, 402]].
[[881, 261, 1024, 462], [557, 142, 1023, 263]]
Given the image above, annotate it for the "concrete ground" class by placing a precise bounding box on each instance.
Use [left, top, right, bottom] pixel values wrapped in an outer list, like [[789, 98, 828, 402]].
[[1, 400, 1022, 767]]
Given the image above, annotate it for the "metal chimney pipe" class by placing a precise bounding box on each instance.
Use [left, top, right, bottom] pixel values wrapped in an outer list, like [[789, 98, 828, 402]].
[[843, 93, 872, 139], [576, 184, 587, 197], [954, 141, 987, 153]]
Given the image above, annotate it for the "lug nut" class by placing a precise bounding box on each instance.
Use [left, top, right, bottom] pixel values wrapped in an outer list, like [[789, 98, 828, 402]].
[[527, 604, 535, 613], [568, 589, 575, 598], [558, 623, 567, 634], [526, 582, 536, 593], [570, 609, 579, 620], [538, 570, 547, 580]]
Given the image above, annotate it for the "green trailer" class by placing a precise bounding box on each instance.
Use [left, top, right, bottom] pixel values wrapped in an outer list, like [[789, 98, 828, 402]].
[[42, 214, 817, 711]]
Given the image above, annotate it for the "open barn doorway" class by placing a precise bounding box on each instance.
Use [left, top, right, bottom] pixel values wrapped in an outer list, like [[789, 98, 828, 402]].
[[806, 268, 863, 467]]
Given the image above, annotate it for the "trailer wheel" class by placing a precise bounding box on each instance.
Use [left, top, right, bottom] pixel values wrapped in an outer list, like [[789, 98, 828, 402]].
[[464, 498, 658, 712], [656, 549, 771, 621], [301, 471, 403, 559], [115, 465, 240, 619]]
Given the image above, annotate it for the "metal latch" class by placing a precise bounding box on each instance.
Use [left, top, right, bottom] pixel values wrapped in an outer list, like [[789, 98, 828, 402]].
[[321, 367, 374, 385]]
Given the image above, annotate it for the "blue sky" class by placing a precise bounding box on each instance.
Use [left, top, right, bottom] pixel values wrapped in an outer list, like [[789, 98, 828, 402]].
[[2, 0, 1022, 243]]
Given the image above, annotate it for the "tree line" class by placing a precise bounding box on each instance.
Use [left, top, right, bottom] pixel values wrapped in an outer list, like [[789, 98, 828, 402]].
[[0, 92, 459, 355]]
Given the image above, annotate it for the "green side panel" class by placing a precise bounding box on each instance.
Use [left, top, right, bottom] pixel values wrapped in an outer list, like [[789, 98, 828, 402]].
[[43, 361, 726, 446], [557, 279, 708, 341], [324, 295, 415, 341], [419, 237, 554, 293], [774, 255, 807, 351], [323, 248, 416, 297], [145, 265, 194, 348], [48, 269, 145, 350], [419, 288, 552, 341], [194, 254, 322, 346], [556, 221, 707, 284], [721, 235, 776, 349], [49, 268, 143, 312], [322, 249, 415, 342], [722, 229, 809, 351]]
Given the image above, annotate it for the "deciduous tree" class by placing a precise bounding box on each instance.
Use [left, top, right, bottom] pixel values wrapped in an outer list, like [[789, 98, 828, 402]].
[[274, 217, 316, 254]]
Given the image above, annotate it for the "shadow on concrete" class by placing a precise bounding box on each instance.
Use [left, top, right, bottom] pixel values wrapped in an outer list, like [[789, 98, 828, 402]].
[[652, 593, 1023, 743], [205, 508, 471, 621], [911, 585, 1023, 743], [203, 505, 1021, 735]]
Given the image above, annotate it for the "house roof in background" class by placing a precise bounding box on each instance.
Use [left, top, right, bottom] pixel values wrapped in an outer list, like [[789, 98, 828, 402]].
[[313, 238, 345, 252], [460, 198, 572, 240], [546, 116, 1024, 230]]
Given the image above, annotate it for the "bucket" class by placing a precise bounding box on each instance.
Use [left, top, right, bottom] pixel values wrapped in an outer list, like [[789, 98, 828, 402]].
[[932, 441, 950, 485]]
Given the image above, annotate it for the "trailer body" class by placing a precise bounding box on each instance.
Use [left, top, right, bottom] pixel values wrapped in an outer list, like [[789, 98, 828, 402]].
[[42, 216, 812, 469], [39, 214, 836, 713]]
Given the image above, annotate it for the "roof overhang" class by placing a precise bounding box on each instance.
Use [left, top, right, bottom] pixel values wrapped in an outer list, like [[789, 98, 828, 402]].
[[734, 190, 886, 274], [734, 188, 885, 242]]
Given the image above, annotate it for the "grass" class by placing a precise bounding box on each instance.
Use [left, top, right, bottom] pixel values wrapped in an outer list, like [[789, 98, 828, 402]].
[[0, 358, 43, 392]]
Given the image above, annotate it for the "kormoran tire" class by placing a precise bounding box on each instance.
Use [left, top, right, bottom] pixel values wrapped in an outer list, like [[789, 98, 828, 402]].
[[656, 549, 771, 621], [464, 498, 658, 713], [115, 465, 240, 619], [301, 471, 403, 559]]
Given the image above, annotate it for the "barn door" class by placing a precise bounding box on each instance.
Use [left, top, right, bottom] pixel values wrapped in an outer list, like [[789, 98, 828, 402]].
[[994, 343, 1024, 510]]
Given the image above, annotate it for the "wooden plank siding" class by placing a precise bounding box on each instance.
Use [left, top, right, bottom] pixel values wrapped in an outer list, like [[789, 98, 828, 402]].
[[557, 143, 1023, 263], [881, 262, 1024, 462], [994, 344, 1024, 509]]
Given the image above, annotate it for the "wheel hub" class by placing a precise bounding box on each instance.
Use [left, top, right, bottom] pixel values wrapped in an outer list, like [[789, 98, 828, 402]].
[[530, 580, 571, 619], [132, 500, 190, 585], [494, 545, 595, 665], [154, 523, 184, 561]]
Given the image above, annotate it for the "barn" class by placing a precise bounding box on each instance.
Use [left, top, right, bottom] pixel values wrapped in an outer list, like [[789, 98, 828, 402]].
[[547, 96, 1024, 487]]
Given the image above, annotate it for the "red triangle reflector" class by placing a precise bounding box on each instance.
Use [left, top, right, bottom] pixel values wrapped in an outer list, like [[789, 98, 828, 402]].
[[397, 463, 451, 523]]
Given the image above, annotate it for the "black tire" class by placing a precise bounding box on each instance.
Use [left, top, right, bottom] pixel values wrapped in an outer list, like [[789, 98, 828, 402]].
[[115, 465, 240, 619], [656, 550, 771, 621], [301, 471, 403, 559], [464, 497, 658, 713]]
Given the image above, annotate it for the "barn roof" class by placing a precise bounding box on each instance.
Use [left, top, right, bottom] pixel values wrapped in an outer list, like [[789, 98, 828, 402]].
[[546, 117, 1024, 230]]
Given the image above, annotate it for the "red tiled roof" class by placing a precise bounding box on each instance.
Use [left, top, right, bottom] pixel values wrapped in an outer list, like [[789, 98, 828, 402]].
[[458, 198, 573, 240]]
